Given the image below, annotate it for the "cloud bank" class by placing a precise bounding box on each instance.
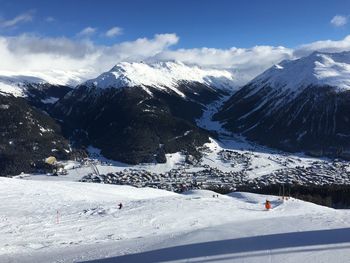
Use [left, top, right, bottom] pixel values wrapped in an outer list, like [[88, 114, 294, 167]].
[[1, 31, 350, 86]]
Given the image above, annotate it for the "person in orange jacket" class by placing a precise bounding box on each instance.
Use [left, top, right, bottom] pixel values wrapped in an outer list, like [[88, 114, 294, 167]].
[[265, 200, 271, 210]]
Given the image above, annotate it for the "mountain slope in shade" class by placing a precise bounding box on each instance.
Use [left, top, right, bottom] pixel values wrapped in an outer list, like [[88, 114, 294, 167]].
[[0, 73, 75, 176], [215, 51, 350, 159], [53, 61, 237, 164], [0, 94, 71, 176]]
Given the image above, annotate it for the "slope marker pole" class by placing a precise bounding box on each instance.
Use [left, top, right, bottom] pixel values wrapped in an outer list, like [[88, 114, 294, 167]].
[[56, 210, 60, 224]]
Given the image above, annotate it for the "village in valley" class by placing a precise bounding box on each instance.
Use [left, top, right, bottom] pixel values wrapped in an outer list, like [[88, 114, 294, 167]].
[[74, 140, 350, 193]]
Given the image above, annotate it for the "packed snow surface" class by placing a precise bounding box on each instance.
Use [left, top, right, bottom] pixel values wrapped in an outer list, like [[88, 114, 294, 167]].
[[0, 177, 349, 263], [251, 51, 350, 93], [84, 61, 236, 96]]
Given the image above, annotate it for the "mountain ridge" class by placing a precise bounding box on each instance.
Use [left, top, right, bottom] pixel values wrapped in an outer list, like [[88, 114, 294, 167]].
[[215, 51, 350, 159], [52, 61, 237, 164]]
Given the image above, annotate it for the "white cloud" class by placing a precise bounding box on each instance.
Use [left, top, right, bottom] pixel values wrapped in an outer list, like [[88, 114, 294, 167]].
[[0, 31, 290, 85], [0, 33, 179, 84], [105, 27, 123, 37], [330, 15, 348, 27], [0, 10, 34, 28], [1, 32, 350, 86], [294, 35, 350, 57], [77, 27, 97, 37], [152, 46, 293, 84]]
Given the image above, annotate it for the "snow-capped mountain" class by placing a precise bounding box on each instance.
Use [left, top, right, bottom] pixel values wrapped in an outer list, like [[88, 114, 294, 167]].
[[53, 61, 237, 164], [0, 74, 49, 97], [84, 61, 236, 96], [215, 51, 350, 159], [0, 69, 88, 94], [0, 73, 73, 111], [251, 51, 350, 96]]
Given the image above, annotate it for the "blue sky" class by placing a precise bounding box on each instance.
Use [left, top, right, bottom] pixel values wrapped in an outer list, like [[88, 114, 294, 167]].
[[0, 0, 349, 49]]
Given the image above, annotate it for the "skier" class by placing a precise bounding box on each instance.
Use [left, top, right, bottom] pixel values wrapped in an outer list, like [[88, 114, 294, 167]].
[[118, 203, 123, 209], [265, 200, 271, 210]]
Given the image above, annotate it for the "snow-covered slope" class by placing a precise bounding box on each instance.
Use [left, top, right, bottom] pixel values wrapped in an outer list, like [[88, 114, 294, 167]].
[[251, 51, 350, 96], [1, 177, 349, 263], [0, 75, 45, 97], [84, 61, 236, 96], [0, 72, 75, 101], [0, 69, 87, 93]]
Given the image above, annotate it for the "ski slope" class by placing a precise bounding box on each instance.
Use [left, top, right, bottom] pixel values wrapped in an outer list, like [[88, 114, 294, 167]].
[[1, 177, 350, 263]]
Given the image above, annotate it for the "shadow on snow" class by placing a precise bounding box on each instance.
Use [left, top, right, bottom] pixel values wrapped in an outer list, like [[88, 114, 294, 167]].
[[81, 228, 350, 263]]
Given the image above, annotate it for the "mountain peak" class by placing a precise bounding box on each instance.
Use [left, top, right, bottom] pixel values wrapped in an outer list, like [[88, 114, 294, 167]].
[[84, 61, 237, 94], [251, 51, 350, 93]]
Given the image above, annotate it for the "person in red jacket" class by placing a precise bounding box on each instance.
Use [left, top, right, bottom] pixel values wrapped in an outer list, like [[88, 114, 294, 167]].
[[265, 200, 271, 210]]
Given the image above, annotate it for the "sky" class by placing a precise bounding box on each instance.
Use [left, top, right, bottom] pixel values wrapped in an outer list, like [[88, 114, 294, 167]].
[[0, 0, 349, 85]]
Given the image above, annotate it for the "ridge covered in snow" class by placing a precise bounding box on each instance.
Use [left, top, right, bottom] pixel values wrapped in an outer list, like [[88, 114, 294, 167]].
[[0, 70, 88, 97], [84, 61, 237, 95], [250, 51, 350, 93]]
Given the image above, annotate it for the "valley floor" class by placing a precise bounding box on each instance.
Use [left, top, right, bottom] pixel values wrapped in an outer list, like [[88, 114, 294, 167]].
[[1, 177, 350, 262]]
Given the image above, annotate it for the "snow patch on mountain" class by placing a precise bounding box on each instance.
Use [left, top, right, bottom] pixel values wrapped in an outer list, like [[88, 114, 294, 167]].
[[0, 82, 26, 97], [84, 61, 236, 95]]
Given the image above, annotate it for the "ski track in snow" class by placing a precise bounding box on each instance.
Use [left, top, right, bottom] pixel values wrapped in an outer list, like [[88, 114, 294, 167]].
[[0, 178, 350, 263]]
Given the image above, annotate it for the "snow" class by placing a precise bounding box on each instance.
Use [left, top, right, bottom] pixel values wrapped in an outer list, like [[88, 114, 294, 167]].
[[38, 125, 53, 133], [86, 145, 186, 174], [1, 177, 349, 263], [196, 94, 232, 133], [0, 82, 26, 97], [199, 137, 319, 178], [0, 69, 89, 97], [251, 51, 350, 95], [41, 97, 59, 104], [0, 69, 89, 87], [84, 61, 237, 96]]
